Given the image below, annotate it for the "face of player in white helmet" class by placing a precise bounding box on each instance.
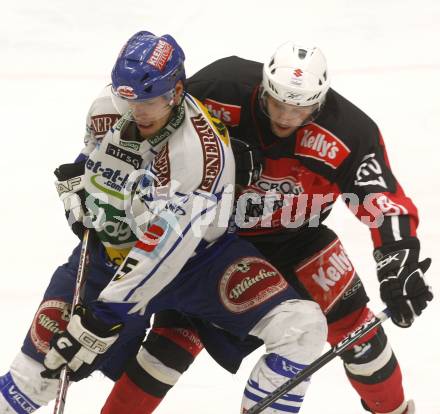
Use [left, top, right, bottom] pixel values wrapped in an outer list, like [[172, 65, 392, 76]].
[[261, 92, 318, 138], [127, 81, 184, 139]]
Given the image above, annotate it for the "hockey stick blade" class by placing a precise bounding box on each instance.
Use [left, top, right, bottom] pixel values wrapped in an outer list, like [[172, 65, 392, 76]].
[[246, 308, 391, 414]]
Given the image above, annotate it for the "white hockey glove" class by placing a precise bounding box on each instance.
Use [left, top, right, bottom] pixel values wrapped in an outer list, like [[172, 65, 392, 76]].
[[41, 304, 123, 381], [374, 238, 433, 328], [54, 161, 87, 239]]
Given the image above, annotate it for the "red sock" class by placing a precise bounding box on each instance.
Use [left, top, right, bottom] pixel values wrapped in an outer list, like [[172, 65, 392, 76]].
[[328, 307, 406, 413], [101, 373, 163, 414], [349, 364, 405, 413]]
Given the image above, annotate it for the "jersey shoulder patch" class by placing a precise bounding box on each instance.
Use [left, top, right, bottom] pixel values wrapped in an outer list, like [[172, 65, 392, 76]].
[[87, 86, 123, 139], [190, 96, 230, 146], [190, 112, 224, 193], [294, 122, 351, 169], [203, 98, 242, 127]]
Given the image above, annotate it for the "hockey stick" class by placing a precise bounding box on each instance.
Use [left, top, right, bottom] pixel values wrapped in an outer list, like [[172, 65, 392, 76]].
[[52, 229, 90, 414], [246, 308, 391, 414]]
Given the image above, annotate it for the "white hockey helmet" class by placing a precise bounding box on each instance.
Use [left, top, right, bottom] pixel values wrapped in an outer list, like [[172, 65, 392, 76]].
[[262, 42, 330, 107]]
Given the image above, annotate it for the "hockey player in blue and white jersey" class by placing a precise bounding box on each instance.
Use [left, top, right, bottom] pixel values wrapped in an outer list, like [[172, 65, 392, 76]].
[[0, 31, 327, 414]]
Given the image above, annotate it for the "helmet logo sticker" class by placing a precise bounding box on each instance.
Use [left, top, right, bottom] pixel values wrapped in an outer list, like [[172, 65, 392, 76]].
[[290, 68, 304, 86], [285, 92, 303, 100], [116, 85, 138, 100], [147, 39, 174, 71]]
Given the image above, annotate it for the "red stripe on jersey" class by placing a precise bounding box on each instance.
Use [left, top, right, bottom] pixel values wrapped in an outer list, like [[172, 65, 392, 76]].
[[374, 131, 419, 245]]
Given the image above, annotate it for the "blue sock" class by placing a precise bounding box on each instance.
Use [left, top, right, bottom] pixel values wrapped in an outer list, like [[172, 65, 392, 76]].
[[0, 372, 40, 414]]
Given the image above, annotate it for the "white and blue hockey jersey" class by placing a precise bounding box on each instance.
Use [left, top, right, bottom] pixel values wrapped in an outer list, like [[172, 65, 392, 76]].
[[81, 91, 235, 317]]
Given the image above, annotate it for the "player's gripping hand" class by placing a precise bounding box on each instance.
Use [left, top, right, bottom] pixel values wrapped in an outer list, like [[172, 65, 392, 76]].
[[231, 137, 263, 187], [374, 238, 433, 328], [54, 161, 87, 239], [41, 304, 123, 381]]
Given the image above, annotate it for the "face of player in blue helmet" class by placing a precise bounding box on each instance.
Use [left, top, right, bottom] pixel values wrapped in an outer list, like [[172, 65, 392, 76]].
[[111, 31, 186, 138], [127, 82, 184, 138]]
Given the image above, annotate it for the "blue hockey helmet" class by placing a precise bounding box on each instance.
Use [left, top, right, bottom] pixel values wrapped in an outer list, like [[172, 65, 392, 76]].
[[111, 31, 186, 101]]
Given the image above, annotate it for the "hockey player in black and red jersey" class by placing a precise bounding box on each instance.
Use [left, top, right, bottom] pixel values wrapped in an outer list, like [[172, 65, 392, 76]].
[[183, 43, 433, 413], [100, 43, 433, 413]]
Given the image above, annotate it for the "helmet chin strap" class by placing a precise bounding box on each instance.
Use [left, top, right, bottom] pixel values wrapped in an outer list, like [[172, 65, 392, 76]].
[[168, 88, 184, 108], [312, 95, 328, 119], [305, 101, 324, 124], [168, 89, 176, 107]]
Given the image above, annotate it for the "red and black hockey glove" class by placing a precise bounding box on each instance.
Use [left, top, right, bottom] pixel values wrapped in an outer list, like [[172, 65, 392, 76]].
[[374, 238, 433, 328], [41, 304, 123, 381]]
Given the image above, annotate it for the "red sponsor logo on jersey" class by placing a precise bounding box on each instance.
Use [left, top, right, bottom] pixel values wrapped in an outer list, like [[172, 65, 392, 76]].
[[219, 257, 288, 313], [191, 114, 222, 192], [135, 224, 165, 253], [30, 300, 71, 353], [204, 98, 241, 127], [295, 239, 355, 313], [152, 143, 171, 185], [147, 39, 173, 71], [293, 68, 303, 77], [116, 85, 137, 100], [295, 123, 350, 169], [90, 114, 121, 137]]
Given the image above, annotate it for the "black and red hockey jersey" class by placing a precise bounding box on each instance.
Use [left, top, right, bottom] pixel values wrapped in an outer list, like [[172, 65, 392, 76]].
[[186, 56, 418, 249]]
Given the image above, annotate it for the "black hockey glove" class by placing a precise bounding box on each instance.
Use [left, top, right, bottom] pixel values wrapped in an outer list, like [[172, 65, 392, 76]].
[[54, 161, 88, 239], [374, 238, 433, 328], [41, 304, 123, 381], [231, 137, 263, 187]]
